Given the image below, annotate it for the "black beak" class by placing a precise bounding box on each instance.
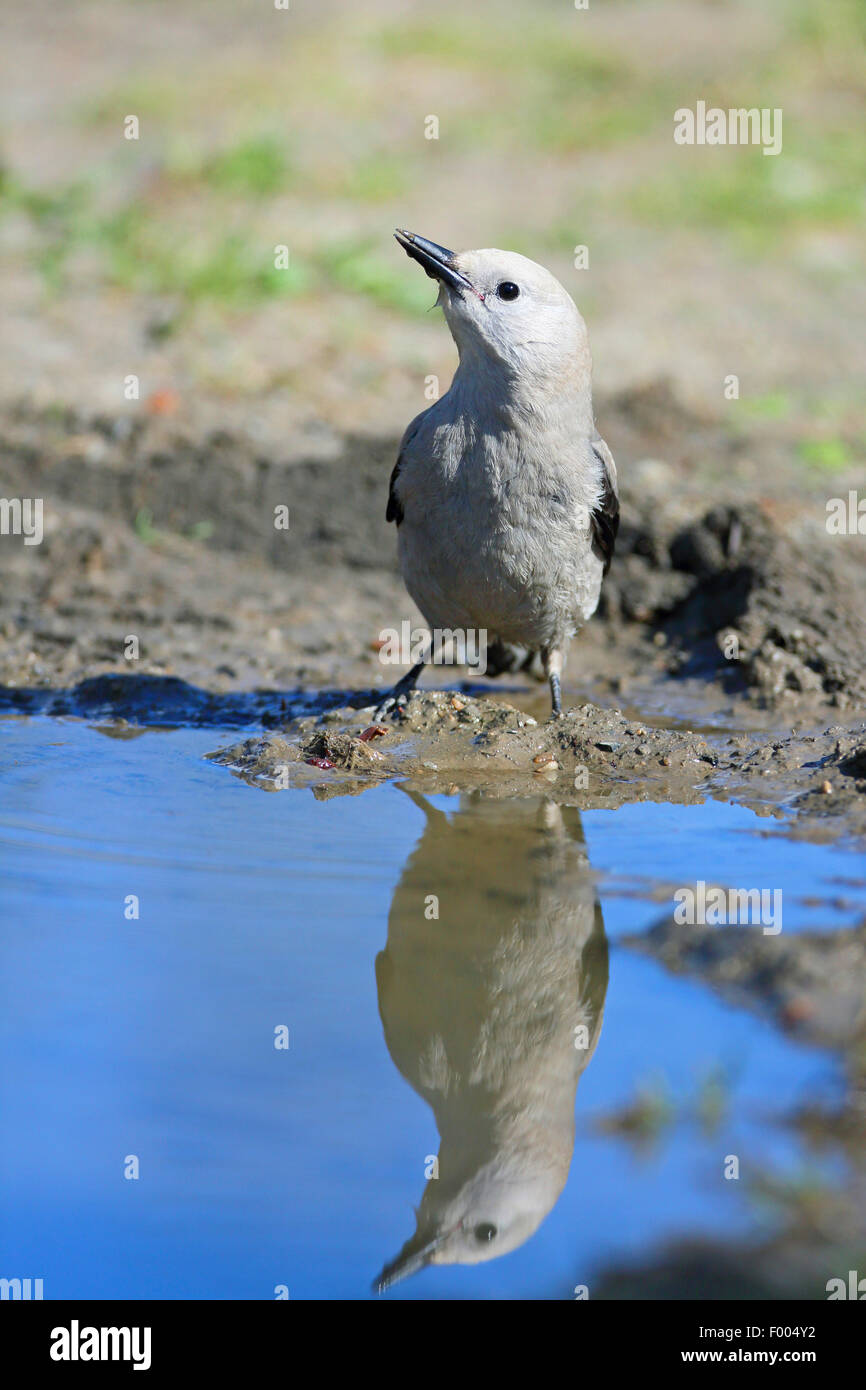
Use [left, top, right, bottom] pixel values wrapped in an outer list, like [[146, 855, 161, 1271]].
[[394, 229, 477, 298], [373, 1224, 454, 1294]]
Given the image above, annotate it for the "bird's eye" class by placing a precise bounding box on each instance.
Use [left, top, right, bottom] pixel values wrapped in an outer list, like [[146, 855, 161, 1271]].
[[497, 282, 520, 301], [473, 1223, 498, 1243]]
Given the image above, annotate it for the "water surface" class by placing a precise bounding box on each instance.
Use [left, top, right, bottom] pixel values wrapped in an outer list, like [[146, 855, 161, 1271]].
[[1, 717, 859, 1299]]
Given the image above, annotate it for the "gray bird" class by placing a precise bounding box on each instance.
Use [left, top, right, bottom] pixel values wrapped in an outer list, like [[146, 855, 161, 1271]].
[[380, 230, 619, 718], [374, 791, 608, 1292]]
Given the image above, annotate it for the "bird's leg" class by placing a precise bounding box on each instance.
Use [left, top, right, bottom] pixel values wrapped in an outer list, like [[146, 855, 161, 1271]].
[[375, 656, 426, 719], [395, 783, 449, 824], [542, 646, 564, 719]]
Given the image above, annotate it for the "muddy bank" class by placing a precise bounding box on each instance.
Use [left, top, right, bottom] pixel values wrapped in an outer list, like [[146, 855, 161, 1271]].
[[609, 502, 866, 711], [2, 666, 864, 836], [2, 387, 864, 842], [201, 685, 866, 840], [592, 906, 866, 1302], [624, 910, 866, 1053], [1, 388, 864, 717]]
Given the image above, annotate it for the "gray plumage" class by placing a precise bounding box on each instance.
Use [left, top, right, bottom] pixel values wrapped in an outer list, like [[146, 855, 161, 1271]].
[[383, 231, 619, 716], [374, 792, 608, 1291]]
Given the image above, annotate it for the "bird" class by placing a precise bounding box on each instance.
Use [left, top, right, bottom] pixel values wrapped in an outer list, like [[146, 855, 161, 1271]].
[[373, 791, 608, 1292], [379, 229, 619, 719]]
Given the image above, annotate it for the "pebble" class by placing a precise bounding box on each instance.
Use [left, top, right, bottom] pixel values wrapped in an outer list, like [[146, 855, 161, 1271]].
[[532, 753, 560, 772]]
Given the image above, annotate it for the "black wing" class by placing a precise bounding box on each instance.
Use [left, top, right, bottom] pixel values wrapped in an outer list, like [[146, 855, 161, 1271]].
[[386, 455, 404, 525], [386, 415, 424, 527], [589, 436, 619, 575]]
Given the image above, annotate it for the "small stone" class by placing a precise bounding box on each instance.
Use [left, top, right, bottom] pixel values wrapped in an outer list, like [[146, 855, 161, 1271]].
[[819, 780, 833, 795], [661, 755, 672, 767], [781, 997, 814, 1027], [533, 753, 560, 772]]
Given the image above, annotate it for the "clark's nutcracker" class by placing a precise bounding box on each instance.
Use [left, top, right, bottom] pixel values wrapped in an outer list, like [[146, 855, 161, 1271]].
[[379, 230, 619, 718], [374, 792, 608, 1291]]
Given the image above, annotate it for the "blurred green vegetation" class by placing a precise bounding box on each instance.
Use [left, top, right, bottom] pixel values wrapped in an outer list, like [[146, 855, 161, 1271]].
[[797, 436, 853, 471], [0, 162, 308, 304], [748, 1166, 847, 1233], [0, 0, 863, 321], [171, 134, 293, 196]]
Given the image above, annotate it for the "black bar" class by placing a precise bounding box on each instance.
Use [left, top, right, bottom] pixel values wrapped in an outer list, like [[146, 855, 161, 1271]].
[[3, 1299, 860, 1374]]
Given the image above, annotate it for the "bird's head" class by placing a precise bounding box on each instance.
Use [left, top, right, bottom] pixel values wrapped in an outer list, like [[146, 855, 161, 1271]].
[[374, 1151, 566, 1293], [394, 229, 590, 394]]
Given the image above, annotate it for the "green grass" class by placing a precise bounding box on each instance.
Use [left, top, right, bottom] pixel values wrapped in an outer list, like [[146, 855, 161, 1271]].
[[337, 153, 412, 203], [133, 507, 161, 544], [0, 160, 444, 316], [199, 135, 290, 196], [104, 221, 309, 303], [317, 241, 436, 314], [786, 0, 866, 90], [375, 18, 625, 87], [0, 161, 309, 306], [738, 392, 792, 421], [629, 127, 866, 249], [797, 437, 853, 471], [374, 14, 668, 155], [168, 134, 293, 196], [6, 0, 865, 317], [134, 509, 215, 544]]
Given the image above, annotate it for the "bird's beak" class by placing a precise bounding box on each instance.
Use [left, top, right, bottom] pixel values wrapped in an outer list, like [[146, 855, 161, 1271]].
[[373, 1225, 453, 1294], [394, 229, 478, 298]]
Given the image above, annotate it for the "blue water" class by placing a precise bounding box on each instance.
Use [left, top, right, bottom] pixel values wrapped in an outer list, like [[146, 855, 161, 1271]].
[[0, 717, 857, 1299]]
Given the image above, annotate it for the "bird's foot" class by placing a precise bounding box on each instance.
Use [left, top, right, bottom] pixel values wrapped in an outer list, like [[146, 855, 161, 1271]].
[[374, 688, 411, 721], [373, 661, 425, 721], [547, 670, 564, 720]]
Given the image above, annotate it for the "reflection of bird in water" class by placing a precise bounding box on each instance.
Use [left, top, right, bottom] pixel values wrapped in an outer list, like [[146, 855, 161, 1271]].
[[374, 790, 608, 1291]]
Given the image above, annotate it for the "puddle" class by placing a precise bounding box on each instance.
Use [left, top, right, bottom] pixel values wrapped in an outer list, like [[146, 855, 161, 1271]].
[[0, 718, 860, 1298]]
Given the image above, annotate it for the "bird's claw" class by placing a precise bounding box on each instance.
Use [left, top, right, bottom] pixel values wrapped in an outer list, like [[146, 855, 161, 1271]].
[[374, 690, 410, 721]]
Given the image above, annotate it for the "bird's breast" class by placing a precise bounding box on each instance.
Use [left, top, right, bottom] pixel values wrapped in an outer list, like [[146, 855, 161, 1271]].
[[396, 440, 601, 643]]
